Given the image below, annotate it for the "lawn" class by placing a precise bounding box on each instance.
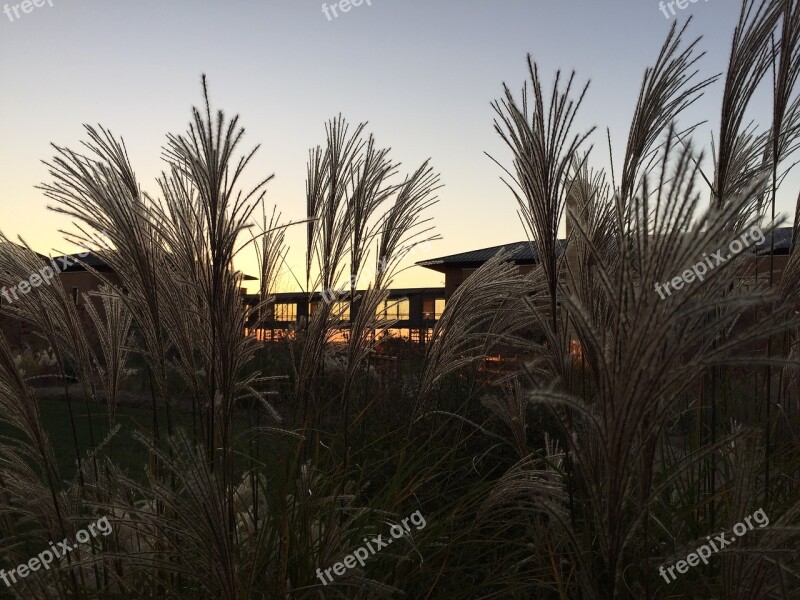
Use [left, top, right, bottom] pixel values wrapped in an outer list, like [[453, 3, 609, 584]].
[[0, 396, 276, 484]]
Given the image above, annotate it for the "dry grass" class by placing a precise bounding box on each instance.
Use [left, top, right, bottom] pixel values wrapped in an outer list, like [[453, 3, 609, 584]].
[[0, 2, 798, 598]]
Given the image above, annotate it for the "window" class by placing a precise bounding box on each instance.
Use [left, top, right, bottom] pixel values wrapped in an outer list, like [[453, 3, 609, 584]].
[[422, 297, 446, 320], [376, 298, 409, 321], [332, 301, 350, 321], [274, 303, 297, 321], [309, 300, 350, 320]]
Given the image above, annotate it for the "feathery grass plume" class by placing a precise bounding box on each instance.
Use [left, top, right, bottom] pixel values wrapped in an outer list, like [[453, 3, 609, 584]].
[[346, 135, 396, 301], [414, 252, 529, 414], [527, 129, 797, 596], [490, 57, 593, 332], [374, 160, 442, 286], [33, 78, 290, 596], [84, 284, 132, 429], [251, 204, 288, 340], [152, 82, 291, 589], [0, 326, 82, 596], [535, 13, 779, 593], [478, 437, 566, 518], [481, 378, 532, 461], [564, 162, 617, 340], [761, 0, 800, 510], [0, 236, 101, 481], [104, 429, 238, 598], [620, 19, 714, 203], [306, 116, 364, 294], [40, 124, 174, 448], [338, 138, 400, 438], [158, 76, 273, 465], [495, 12, 797, 588], [712, 0, 782, 211], [612, 17, 713, 315], [297, 118, 441, 428], [295, 117, 361, 427], [340, 159, 442, 443], [489, 56, 596, 541], [711, 425, 800, 599], [698, 0, 783, 535]]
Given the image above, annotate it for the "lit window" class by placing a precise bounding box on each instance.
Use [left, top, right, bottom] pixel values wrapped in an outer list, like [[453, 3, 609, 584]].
[[376, 299, 409, 321], [422, 297, 446, 320], [332, 301, 350, 321], [274, 303, 297, 321]]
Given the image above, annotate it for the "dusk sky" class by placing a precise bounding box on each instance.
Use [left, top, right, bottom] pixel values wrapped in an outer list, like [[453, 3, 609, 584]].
[[1, 0, 792, 291]]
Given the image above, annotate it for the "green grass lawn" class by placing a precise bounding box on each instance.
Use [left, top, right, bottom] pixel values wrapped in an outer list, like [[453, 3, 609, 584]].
[[0, 396, 286, 488], [0, 399, 170, 481]]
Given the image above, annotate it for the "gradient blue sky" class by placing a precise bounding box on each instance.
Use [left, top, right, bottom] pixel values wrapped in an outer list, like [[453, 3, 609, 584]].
[[1, 0, 794, 291]]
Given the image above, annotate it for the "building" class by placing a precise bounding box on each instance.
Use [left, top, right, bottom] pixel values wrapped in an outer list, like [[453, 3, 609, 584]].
[[49, 251, 120, 306], [0, 249, 257, 309], [415, 228, 794, 299], [3, 226, 792, 347], [415, 240, 565, 298], [245, 287, 447, 344]]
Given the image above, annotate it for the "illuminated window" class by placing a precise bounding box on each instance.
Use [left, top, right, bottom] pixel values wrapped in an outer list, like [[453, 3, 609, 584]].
[[422, 297, 446, 320], [376, 298, 409, 321], [274, 303, 296, 321], [332, 301, 350, 321]]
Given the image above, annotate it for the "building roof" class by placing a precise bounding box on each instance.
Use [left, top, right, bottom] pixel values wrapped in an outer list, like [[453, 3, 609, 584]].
[[416, 226, 795, 274], [49, 251, 112, 272], [416, 240, 566, 272], [48, 251, 257, 279], [756, 227, 792, 255]]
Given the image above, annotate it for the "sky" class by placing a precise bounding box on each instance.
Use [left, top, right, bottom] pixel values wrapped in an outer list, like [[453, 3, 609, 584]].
[[1, 0, 795, 292]]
